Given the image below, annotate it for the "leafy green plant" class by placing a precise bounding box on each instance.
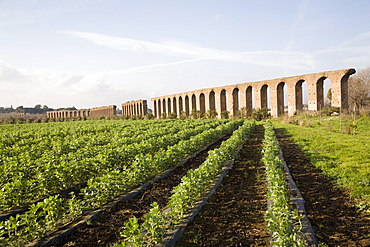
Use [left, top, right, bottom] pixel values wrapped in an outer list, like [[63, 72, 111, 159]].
[[220, 111, 229, 119], [262, 121, 305, 246], [252, 108, 270, 121]]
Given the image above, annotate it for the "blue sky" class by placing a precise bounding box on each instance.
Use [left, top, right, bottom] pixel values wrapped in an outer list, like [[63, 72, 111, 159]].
[[1, 0, 370, 110]]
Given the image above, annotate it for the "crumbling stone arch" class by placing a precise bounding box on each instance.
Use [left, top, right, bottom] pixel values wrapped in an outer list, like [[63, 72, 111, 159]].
[[199, 93, 206, 114], [260, 84, 269, 110], [154, 101, 158, 117], [171, 97, 176, 115], [277, 82, 286, 116], [167, 98, 171, 115], [179, 96, 183, 114], [316, 77, 327, 111], [209, 91, 216, 112], [191, 94, 197, 112], [158, 99, 162, 117], [245, 86, 253, 114], [162, 99, 166, 117], [220, 89, 227, 113], [232, 88, 240, 117], [340, 73, 351, 109], [185, 95, 190, 116], [295, 80, 306, 113]]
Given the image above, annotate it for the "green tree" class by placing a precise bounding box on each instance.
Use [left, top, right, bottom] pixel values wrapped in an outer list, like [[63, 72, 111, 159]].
[[327, 88, 332, 106], [16, 106, 24, 113]]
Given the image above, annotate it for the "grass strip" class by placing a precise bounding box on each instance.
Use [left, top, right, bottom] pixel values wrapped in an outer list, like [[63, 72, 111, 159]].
[[273, 121, 370, 212]]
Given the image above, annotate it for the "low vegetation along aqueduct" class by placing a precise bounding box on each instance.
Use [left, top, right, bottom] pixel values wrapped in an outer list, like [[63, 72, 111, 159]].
[[151, 68, 356, 119]]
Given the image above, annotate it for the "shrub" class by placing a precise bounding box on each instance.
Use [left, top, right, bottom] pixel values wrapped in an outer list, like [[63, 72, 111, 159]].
[[251, 108, 270, 121], [145, 112, 155, 120], [168, 112, 177, 119], [16, 118, 25, 124], [239, 107, 251, 119], [321, 106, 340, 116], [5, 117, 15, 124], [179, 111, 187, 120], [221, 111, 229, 119], [206, 110, 218, 119]]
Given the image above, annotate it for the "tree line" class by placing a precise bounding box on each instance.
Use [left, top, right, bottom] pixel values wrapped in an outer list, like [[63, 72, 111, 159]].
[[0, 105, 77, 115]]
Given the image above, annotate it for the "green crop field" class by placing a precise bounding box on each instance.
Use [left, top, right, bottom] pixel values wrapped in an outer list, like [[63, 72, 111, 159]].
[[0, 117, 369, 246]]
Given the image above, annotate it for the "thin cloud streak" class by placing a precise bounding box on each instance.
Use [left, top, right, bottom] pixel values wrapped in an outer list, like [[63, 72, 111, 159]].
[[335, 31, 370, 48], [63, 30, 314, 70], [315, 31, 370, 55], [107, 58, 210, 75]]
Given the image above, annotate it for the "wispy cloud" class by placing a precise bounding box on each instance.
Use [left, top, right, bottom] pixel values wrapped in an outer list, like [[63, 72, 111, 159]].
[[336, 31, 370, 48], [316, 31, 370, 55], [107, 58, 210, 75], [62, 31, 218, 58], [62, 30, 315, 70]]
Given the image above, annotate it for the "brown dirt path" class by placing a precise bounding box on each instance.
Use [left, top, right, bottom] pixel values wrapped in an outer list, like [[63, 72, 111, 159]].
[[176, 124, 270, 246], [274, 127, 370, 247], [54, 135, 230, 247]]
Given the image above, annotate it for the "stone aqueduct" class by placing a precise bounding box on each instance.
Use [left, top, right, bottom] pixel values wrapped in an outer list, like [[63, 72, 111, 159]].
[[46, 68, 356, 119], [121, 100, 148, 117], [151, 68, 356, 119], [47, 105, 117, 119]]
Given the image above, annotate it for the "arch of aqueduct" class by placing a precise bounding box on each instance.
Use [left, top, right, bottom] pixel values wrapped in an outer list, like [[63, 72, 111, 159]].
[[47, 105, 117, 119], [121, 100, 148, 117], [151, 68, 356, 119]]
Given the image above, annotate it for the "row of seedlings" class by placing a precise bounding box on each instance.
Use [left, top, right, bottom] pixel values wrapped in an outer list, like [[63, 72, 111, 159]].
[[114, 120, 255, 246], [262, 121, 305, 246]]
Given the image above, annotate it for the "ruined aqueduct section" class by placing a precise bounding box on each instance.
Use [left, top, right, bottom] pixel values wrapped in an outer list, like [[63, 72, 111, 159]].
[[47, 105, 117, 119], [151, 68, 356, 119], [121, 100, 148, 117]]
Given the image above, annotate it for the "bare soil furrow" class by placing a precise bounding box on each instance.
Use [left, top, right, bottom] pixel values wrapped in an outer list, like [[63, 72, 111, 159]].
[[176, 124, 270, 246]]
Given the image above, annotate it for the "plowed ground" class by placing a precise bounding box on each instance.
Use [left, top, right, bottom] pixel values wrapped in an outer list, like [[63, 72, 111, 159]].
[[176, 124, 270, 246]]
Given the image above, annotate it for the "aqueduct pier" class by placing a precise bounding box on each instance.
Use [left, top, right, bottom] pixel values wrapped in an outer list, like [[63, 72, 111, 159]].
[[121, 100, 148, 117], [151, 68, 356, 119]]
